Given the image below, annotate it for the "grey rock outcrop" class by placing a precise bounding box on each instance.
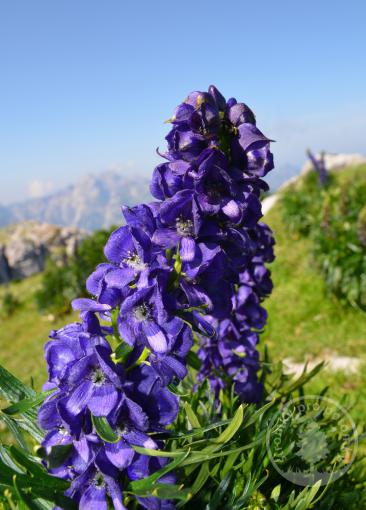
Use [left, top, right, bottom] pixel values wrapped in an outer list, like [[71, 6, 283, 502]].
[[0, 221, 86, 284], [0, 246, 10, 283]]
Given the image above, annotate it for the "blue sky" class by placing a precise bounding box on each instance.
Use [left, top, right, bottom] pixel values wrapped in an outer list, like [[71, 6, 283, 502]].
[[1, 0, 365, 203]]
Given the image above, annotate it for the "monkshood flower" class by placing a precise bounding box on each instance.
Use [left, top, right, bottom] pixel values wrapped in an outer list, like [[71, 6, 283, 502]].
[[152, 189, 202, 262], [164, 85, 274, 178], [86, 225, 156, 304], [239, 263, 273, 299], [307, 149, 327, 186], [197, 323, 262, 403], [196, 283, 266, 403], [39, 314, 179, 509], [39, 85, 275, 509]]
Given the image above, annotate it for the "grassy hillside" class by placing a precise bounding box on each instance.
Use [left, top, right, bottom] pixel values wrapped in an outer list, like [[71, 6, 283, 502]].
[[0, 274, 77, 390], [263, 164, 366, 422], [0, 165, 365, 422]]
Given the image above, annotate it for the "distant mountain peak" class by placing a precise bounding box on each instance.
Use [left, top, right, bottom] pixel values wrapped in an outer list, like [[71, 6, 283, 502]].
[[0, 171, 152, 231]]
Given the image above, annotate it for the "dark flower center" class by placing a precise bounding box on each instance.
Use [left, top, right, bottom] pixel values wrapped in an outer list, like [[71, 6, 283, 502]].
[[94, 473, 105, 489], [57, 426, 69, 437], [91, 368, 106, 386], [207, 181, 225, 200], [134, 304, 151, 322], [117, 425, 128, 435], [176, 218, 193, 237], [123, 250, 147, 271]]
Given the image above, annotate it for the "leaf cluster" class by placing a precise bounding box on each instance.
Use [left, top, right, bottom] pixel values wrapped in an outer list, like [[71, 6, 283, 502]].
[[0, 354, 365, 509], [280, 168, 366, 309]]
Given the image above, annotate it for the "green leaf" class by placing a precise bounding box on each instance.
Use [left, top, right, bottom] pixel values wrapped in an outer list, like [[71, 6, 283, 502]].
[[180, 437, 265, 467], [114, 341, 133, 364], [205, 472, 233, 510], [13, 475, 47, 510], [41, 444, 73, 470], [12, 476, 28, 510], [271, 484, 281, 502], [185, 462, 210, 501], [285, 362, 325, 394], [130, 452, 189, 493], [301, 480, 322, 507], [0, 364, 36, 402], [15, 417, 44, 443], [0, 413, 28, 450], [132, 446, 184, 458], [0, 364, 44, 442], [183, 402, 201, 428], [0, 445, 24, 473], [8, 446, 45, 478], [150, 484, 191, 502], [211, 405, 243, 444], [221, 450, 242, 479], [167, 383, 190, 397], [0, 458, 20, 485], [0, 458, 72, 508], [3, 392, 52, 416], [91, 415, 119, 443], [167, 419, 231, 440], [186, 351, 201, 370], [241, 400, 276, 430]]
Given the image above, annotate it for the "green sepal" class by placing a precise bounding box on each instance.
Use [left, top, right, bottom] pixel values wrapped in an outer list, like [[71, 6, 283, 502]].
[[91, 415, 119, 443], [186, 351, 201, 371], [114, 341, 133, 364]]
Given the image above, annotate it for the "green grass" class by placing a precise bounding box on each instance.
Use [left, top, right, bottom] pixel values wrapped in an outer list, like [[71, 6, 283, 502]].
[[263, 207, 366, 360], [0, 274, 77, 391], [262, 166, 366, 423], [1, 166, 365, 426]]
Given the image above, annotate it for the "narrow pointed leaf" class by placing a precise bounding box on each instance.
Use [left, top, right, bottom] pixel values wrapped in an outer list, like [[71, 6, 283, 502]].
[[91, 415, 119, 443], [130, 452, 189, 492], [3, 392, 53, 416], [211, 405, 243, 444]]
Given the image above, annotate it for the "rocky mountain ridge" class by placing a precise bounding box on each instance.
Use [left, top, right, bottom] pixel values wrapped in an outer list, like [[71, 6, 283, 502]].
[[0, 171, 151, 231]]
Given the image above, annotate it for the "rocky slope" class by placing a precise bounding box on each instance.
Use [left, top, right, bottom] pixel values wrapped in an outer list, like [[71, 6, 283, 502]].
[[0, 171, 151, 231], [0, 221, 86, 284], [262, 152, 366, 215]]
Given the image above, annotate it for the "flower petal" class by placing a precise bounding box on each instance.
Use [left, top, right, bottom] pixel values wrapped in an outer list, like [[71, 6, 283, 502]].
[[71, 298, 111, 313], [180, 236, 196, 262], [104, 267, 136, 289], [65, 380, 93, 415], [104, 226, 134, 264], [105, 476, 127, 510], [142, 321, 168, 354], [88, 383, 119, 416], [237, 123, 270, 151], [79, 484, 107, 510], [152, 228, 180, 249], [104, 440, 134, 469], [222, 199, 240, 220], [123, 430, 157, 450]]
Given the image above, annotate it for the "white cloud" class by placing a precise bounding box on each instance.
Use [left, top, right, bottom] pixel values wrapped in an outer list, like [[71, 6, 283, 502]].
[[27, 179, 55, 198]]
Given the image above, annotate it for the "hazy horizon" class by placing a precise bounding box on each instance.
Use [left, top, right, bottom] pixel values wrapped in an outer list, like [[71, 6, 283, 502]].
[[1, 1, 365, 204]]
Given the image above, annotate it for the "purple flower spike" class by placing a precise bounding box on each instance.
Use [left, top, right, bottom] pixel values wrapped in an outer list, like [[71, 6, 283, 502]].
[[39, 85, 275, 509], [307, 149, 327, 186]]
